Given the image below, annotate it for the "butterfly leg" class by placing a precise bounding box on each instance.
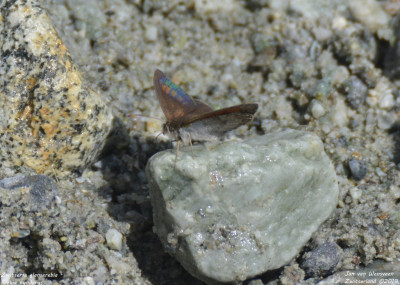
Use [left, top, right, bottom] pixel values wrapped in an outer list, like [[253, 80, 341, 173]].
[[174, 140, 180, 168], [188, 132, 194, 159]]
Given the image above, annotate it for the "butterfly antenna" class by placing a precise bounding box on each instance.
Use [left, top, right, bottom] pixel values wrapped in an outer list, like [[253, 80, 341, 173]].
[[129, 113, 162, 122]]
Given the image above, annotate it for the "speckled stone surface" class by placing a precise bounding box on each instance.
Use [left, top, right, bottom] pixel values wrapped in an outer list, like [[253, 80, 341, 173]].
[[0, 174, 146, 285], [0, 0, 112, 177]]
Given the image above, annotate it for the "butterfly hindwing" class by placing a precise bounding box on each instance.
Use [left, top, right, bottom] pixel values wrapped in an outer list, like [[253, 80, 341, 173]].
[[181, 104, 258, 140]]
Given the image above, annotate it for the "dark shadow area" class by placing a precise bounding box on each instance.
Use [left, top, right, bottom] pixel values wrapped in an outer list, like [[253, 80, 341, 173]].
[[126, 226, 205, 285], [244, 0, 266, 12], [243, 267, 282, 284], [288, 97, 309, 125], [381, 15, 400, 79], [246, 64, 270, 83], [97, 117, 205, 285], [388, 121, 400, 165], [250, 116, 266, 135], [375, 37, 391, 72], [284, 74, 310, 126]]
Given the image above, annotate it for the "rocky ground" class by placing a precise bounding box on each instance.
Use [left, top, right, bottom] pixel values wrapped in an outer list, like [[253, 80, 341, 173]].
[[0, 0, 400, 284]]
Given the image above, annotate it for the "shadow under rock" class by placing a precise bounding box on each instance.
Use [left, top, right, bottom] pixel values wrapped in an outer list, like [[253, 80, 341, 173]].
[[97, 118, 205, 285], [126, 226, 206, 285], [242, 268, 282, 285], [388, 120, 400, 166]]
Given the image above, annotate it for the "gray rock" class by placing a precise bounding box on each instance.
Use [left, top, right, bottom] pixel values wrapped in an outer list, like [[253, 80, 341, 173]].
[[301, 242, 341, 277], [341, 76, 368, 109], [347, 158, 367, 181], [0, 174, 58, 249], [146, 130, 339, 284], [0, 175, 58, 212]]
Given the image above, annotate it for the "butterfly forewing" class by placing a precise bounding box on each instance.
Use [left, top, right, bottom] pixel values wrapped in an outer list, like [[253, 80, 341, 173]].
[[154, 69, 199, 123]]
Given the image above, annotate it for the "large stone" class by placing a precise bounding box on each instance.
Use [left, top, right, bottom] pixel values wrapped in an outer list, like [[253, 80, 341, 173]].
[[0, 0, 112, 177], [0, 175, 58, 212], [146, 130, 339, 284]]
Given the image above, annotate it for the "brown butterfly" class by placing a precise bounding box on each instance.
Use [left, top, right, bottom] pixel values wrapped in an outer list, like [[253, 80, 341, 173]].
[[153, 69, 258, 163]]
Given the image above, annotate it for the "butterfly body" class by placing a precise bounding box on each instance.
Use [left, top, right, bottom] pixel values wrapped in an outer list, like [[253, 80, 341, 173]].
[[154, 69, 258, 145]]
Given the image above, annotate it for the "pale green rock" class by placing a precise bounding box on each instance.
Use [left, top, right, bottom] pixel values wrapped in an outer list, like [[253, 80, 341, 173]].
[[146, 130, 339, 284]]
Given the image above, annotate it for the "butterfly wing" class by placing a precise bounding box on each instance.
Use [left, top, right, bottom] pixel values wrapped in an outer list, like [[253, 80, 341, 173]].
[[181, 99, 214, 121], [154, 70, 212, 123], [181, 104, 258, 141]]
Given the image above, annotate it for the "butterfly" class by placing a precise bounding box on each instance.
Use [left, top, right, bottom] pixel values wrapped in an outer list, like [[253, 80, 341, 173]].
[[153, 69, 258, 163]]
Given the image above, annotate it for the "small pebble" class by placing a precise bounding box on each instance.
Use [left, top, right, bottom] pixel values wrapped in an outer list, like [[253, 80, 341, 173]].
[[379, 93, 395, 109], [248, 279, 264, 285], [349, 187, 362, 202], [331, 97, 348, 127], [301, 242, 341, 277], [106, 229, 123, 251], [145, 25, 158, 42], [375, 167, 387, 177], [83, 277, 95, 285], [330, 66, 350, 86], [76, 176, 86, 184], [341, 76, 367, 109], [368, 78, 395, 109], [310, 100, 326, 118], [348, 158, 367, 181], [332, 16, 348, 30], [377, 111, 394, 130]]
